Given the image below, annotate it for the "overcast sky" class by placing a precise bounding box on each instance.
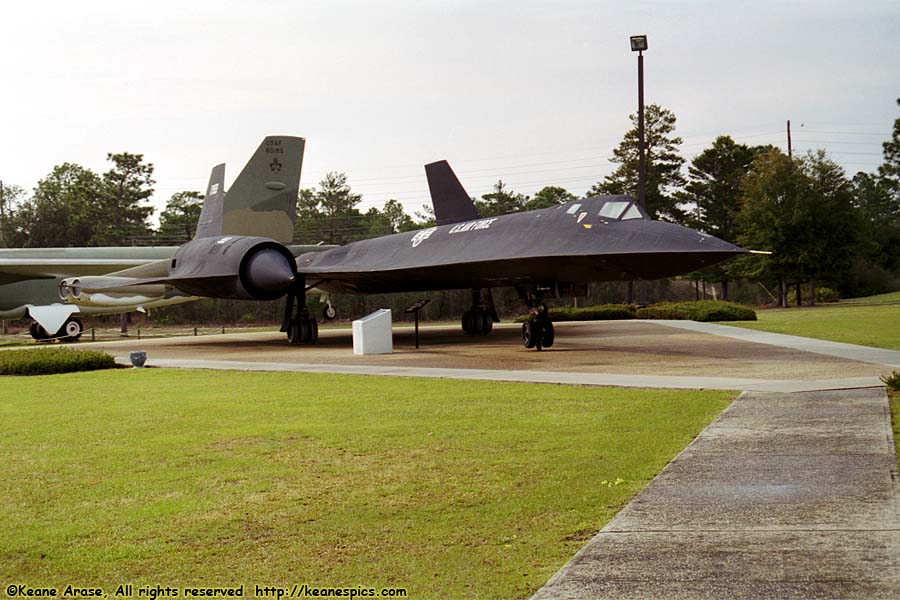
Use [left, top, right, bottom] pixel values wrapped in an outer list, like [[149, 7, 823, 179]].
[[1, 1, 898, 222]]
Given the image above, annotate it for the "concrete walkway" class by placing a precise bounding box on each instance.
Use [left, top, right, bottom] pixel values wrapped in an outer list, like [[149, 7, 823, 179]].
[[531, 387, 900, 599], [118, 357, 882, 393], [658, 320, 900, 368]]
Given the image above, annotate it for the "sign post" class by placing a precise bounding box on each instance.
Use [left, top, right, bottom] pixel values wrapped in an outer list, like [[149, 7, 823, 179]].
[[404, 299, 431, 349]]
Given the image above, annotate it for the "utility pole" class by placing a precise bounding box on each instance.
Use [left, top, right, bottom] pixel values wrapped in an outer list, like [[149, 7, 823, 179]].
[[1, 181, 5, 334], [787, 120, 792, 159], [784, 119, 793, 309], [0, 180, 5, 246]]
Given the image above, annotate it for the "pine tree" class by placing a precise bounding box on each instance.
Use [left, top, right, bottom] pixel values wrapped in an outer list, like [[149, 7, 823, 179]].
[[95, 153, 155, 245], [475, 180, 527, 217], [590, 104, 685, 220], [676, 136, 771, 298], [158, 191, 203, 242]]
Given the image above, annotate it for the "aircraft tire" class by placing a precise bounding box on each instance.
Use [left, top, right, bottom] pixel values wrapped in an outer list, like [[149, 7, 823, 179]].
[[471, 311, 481, 335], [522, 321, 537, 349], [482, 311, 493, 335], [299, 319, 310, 343], [462, 311, 473, 334], [542, 320, 555, 348], [305, 318, 318, 343], [29, 322, 51, 342], [323, 304, 337, 321], [288, 319, 301, 344], [59, 318, 83, 342]]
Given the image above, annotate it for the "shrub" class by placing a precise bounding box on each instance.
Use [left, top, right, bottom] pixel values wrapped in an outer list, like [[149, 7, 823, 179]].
[[514, 304, 636, 323], [817, 287, 840, 303], [786, 286, 840, 305], [636, 300, 757, 322], [0, 347, 117, 376], [881, 370, 900, 392]]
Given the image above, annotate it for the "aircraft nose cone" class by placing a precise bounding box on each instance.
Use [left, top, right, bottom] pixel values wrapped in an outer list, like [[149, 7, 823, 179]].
[[245, 248, 296, 295]]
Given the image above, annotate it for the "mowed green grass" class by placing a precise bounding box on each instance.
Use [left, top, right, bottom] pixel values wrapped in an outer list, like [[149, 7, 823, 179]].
[[840, 290, 900, 305], [724, 303, 900, 350], [0, 370, 730, 599]]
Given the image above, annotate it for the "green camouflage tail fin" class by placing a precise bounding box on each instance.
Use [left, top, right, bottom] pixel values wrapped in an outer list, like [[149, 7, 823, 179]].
[[221, 136, 306, 243]]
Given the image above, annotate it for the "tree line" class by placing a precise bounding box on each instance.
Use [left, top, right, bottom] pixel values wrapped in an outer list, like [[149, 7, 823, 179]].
[[1, 97, 899, 315]]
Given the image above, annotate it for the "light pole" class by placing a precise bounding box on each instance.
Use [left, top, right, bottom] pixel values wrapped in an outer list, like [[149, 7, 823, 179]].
[[627, 35, 648, 306], [630, 35, 648, 210]]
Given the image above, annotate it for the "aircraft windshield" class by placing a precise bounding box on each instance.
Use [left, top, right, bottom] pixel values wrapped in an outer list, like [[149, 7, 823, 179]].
[[598, 201, 631, 219], [621, 205, 644, 220]]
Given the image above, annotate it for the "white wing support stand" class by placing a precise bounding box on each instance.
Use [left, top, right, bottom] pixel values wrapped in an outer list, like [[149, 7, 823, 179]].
[[26, 304, 81, 337]]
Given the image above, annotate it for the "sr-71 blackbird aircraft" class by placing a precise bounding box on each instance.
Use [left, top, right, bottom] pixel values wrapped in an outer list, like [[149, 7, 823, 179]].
[[62, 136, 748, 349], [294, 161, 748, 348], [2, 136, 330, 341]]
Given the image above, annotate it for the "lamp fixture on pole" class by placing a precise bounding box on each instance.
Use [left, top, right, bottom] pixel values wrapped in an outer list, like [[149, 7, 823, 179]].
[[630, 35, 648, 210]]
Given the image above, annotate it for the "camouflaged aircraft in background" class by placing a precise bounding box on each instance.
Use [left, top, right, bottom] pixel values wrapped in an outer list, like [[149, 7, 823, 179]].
[[2, 136, 330, 341]]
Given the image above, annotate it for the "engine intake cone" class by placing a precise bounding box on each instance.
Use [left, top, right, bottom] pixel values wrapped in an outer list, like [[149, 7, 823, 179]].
[[244, 248, 295, 297]]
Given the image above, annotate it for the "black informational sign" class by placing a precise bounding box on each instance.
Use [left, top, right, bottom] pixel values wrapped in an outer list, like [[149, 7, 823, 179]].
[[404, 299, 431, 349]]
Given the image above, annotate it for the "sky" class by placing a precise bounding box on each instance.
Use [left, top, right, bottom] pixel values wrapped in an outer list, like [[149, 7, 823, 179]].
[[1, 0, 898, 223]]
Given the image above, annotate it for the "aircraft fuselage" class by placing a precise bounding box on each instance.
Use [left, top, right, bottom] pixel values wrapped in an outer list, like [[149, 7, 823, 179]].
[[297, 196, 745, 294]]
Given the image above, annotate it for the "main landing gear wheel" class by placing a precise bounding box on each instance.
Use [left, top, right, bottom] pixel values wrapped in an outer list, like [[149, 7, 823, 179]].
[[29, 322, 50, 342], [462, 308, 493, 335], [282, 276, 320, 346], [28, 317, 83, 343], [305, 317, 318, 343], [288, 317, 319, 345], [60, 317, 83, 342]]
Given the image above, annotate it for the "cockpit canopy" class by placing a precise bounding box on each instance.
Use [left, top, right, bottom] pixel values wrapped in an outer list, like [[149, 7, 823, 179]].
[[598, 200, 646, 220], [564, 196, 649, 221]]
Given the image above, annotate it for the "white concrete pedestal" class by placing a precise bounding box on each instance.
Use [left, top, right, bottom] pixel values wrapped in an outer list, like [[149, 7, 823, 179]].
[[352, 309, 393, 355]]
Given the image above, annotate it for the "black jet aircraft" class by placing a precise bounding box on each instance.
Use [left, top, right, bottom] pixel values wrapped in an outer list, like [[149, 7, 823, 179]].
[[290, 161, 748, 348]]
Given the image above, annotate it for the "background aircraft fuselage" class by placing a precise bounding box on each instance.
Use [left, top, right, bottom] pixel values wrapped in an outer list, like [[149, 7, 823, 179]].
[[0, 246, 180, 318]]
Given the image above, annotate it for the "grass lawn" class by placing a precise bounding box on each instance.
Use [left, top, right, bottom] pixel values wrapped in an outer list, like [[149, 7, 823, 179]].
[[0, 370, 730, 599], [723, 303, 900, 350], [839, 290, 900, 305]]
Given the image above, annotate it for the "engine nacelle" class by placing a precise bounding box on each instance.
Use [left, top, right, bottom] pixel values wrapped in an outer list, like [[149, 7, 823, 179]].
[[59, 276, 170, 308], [167, 236, 297, 300]]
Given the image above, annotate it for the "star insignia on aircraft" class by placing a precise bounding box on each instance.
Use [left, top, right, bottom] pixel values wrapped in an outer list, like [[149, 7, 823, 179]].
[[269, 158, 282, 172]]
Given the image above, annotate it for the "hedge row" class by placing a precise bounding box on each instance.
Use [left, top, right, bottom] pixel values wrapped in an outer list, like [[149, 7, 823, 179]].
[[514, 304, 636, 322], [516, 301, 756, 323], [635, 300, 757, 322], [0, 347, 117, 376]]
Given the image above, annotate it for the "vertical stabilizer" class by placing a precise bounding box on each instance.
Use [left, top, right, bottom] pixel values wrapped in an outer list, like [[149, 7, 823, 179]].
[[425, 160, 480, 225], [194, 163, 226, 239], [221, 136, 306, 243]]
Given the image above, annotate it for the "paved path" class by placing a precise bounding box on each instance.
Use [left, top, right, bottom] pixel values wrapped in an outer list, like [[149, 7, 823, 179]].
[[120, 356, 882, 393], [659, 320, 900, 368], [531, 387, 900, 599]]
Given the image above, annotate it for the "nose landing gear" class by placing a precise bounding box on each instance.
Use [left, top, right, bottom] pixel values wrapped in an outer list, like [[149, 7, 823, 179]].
[[522, 304, 554, 351], [518, 287, 554, 351]]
